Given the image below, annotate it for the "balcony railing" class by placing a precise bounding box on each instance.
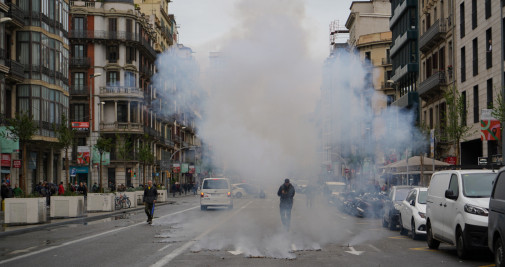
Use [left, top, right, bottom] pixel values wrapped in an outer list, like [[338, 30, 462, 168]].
[[381, 57, 391, 65], [99, 86, 144, 99], [6, 59, 24, 79], [99, 122, 143, 133], [70, 85, 88, 95], [69, 57, 90, 68], [418, 70, 446, 100], [419, 19, 447, 53], [7, 3, 25, 27]]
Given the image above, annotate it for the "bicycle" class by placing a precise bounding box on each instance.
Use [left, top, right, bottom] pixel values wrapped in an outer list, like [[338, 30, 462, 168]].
[[115, 193, 131, 210]]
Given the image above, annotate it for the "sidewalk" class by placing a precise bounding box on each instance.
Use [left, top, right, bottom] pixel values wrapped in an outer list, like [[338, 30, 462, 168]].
[[0, 193, 197, 238]]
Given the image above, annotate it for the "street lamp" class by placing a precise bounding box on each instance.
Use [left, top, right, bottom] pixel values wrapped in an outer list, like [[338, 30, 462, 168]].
[[89, 73, 101, 187]]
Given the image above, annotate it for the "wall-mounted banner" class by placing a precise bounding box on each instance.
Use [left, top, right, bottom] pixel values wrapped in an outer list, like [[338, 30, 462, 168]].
[[0, 127, 19, 153], [181, 163, 189, 174], [71, 122, 89, 131], [189, 165, 195, 174], [481, 109, 501, 141], [172, 163, 180, 173], [1, 154, 11, 167], [77, 146, 90, 164]]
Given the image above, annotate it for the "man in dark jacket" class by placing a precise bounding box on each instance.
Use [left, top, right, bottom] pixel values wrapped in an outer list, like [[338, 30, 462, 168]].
[[143, 180, 157, 224], [277, 178, 295, 230]]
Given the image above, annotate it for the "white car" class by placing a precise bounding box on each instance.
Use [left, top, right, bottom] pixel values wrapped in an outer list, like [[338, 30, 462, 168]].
[[426, 170, 497, 259], [200, 178, 233, 210], [399, 187, 428, 239]]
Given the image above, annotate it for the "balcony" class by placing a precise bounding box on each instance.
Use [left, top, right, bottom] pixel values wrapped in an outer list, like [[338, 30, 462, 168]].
[[99, 122, 144, 134], [419, 19, 447, 53], [69, 57, 90, 68], [70, 85, 88, 96], [389, 0, 416, 28], [392, 91, 419, 109], [390, 29, 417, 57], [164, 138, 175, 147], [6, 59, 24, 82], [6, 3, 25, 28], [418, 71, 446, 101], [99, 86, 144, 100], [391, 63, 418, 81], [381, 57, 391, 65]]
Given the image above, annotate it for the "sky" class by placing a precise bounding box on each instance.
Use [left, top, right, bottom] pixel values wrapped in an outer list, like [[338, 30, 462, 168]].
[[170, 0, 355, 67]]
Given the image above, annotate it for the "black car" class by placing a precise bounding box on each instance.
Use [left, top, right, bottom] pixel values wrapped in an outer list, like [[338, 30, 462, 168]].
[[382, 185, 415, 230], [489, 167, 505, 267]]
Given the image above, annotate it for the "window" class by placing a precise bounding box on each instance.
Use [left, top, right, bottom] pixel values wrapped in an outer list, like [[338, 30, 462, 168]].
[[72, 44, 85, 58], [462, 91, 467, 126], [473, 85, 479, 123], [460, 3, 465, 38], [126, 46, 135, 64], [73, 72, 85, 91], [486, 28, 492, 69], [106, 71, 119, 86], [461, 46, 466, 82], [365, 51, 371, 62], [448, 174, 459, 198], [487, 78, 493, 108], [72, 104, 86, 122], [485, 0, 491, 19], [472, 38, 478, 76], [124, 71, 135, 87], [493, 172, 505, 200], [106, 46, 119, 62], [108, 18, 117, 39], [117, 103, 128, 122], [73, 17, 85, 32], [472, 0, 477, 29]]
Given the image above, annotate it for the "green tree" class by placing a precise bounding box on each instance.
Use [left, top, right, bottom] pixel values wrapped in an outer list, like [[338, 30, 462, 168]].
[[444, 87, 474, 165], [95, 135, 113, 191], [116, 134, 132, 186], [1, 112, 37, 193], [138, 135, 154, 186], [54, 113, 74, 190]]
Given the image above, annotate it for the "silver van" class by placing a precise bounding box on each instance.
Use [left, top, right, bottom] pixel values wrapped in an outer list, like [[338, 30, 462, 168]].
[[200, 178, 233, 210]]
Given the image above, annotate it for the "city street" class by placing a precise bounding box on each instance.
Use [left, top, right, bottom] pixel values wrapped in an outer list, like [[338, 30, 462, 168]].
[[0, 193, 495, 267]]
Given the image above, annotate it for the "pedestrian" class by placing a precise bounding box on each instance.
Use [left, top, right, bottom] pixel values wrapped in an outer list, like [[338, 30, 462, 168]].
[[171, 183, 176, 197], [277, 178, 295, 231], [41, 181, 50, 206], [92, 182, 99, 193], [13, 183, 23, 197], [58, 182, 65, 195], [1, 182, 9, 201], [143, 180, 157, 224]]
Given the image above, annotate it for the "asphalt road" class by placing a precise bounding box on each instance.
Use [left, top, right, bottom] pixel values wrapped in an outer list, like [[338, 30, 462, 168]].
[[0, 193, 495, 267]]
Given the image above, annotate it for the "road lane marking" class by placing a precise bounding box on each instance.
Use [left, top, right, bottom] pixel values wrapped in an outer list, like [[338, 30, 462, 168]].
[[151, 201, 253, 267], [9, 246, 38, 255], [346, 229, 353, 234], [345, 246, 365, 256], [478, 265, 495, 267], [0, 205, 200, 265], [388, 236, 409, 240], [158, 244, 172, 252], [368, 244, 381, 252], [291, 244, 297, 251], [409, 247, 439, 252]]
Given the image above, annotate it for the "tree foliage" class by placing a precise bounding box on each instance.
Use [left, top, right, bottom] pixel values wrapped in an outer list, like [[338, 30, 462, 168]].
[[444, 87, 474, 164], [54, 113, 74, 189], [1, 112, 37, 193], [95, 135, 113, 191], [138, 135, 154, 185]]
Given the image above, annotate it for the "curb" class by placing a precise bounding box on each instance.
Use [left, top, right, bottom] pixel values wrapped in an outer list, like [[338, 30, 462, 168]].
[[0, 201, 174, 238]]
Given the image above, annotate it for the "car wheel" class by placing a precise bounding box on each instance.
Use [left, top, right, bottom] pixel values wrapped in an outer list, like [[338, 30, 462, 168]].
[[399, 215, 407, 235], [495, 238, 504, 267], [426, 223, 440, 249], [200, 205, 207, 211], [235, 192, 242, 198], [456, 228, 469, 259], [411, 219, 417, 240]]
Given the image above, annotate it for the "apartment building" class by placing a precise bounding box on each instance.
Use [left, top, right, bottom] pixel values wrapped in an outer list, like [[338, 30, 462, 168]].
[[455, 0, 502, 165], [418, 0, 456, 161], [0, 0, 69, 193], [134, 0, 177, 52]]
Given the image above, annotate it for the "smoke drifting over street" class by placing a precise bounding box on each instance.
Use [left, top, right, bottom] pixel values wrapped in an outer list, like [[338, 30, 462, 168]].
[[153, 0, 425, 259]]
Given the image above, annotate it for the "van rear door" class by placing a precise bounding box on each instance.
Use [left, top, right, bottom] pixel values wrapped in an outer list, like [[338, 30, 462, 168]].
[[428, 173, 451, 237]]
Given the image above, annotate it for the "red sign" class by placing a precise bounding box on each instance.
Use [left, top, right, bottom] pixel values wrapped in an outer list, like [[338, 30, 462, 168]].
[[172, 163, 180, 174], [72, 122, 90, 131], [1, 154, 11, 167], [481, 120, 501, 141], [344, 168, 350, 173], [13, 160, 21, 168], [189, 165, 195, 174], [445, 157, 457, 165]]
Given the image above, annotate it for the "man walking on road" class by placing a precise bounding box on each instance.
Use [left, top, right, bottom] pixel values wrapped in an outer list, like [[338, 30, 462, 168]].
[[277, 178, 295, 231], [143, 180, 157, 224]]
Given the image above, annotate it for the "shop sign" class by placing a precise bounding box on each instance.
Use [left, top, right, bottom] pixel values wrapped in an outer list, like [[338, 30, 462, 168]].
[[72, 122, 89, 131], [1, 154, 11, 167], [445, 157, 457, 165], [172, 163, 180, 173], [189, 165, 195, 174], [181, 163, 189, 174], [13, 160, 21, 168], [77, 146, 90, 164]]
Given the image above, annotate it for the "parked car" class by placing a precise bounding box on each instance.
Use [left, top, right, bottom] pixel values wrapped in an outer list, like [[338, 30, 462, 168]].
[[231, 183, 264, 198], [382, 185, 415, 230], [200, 178, 233, 210], [399, 187, 428, 239], [426, 170, 497, 259], [489, 167, 505, 267]]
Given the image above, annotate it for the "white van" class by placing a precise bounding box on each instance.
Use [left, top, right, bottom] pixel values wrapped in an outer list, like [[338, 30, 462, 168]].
[[200, 178, 233, 210], [426, 170, 497, 259]]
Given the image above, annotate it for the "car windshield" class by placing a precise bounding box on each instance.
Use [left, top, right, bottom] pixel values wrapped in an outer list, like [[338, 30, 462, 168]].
[[203, 179, 229, 189], [418, 191, 427, 204], [462, 173, 496, 197], [394, 188, 411, 201]]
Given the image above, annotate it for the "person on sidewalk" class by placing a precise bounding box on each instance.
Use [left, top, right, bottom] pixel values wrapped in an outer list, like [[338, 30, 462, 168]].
[[143, 180, 157, 224], [277, 178, 295, 231], [58, 182, 65, 195], [13, 183, 23, 197]]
